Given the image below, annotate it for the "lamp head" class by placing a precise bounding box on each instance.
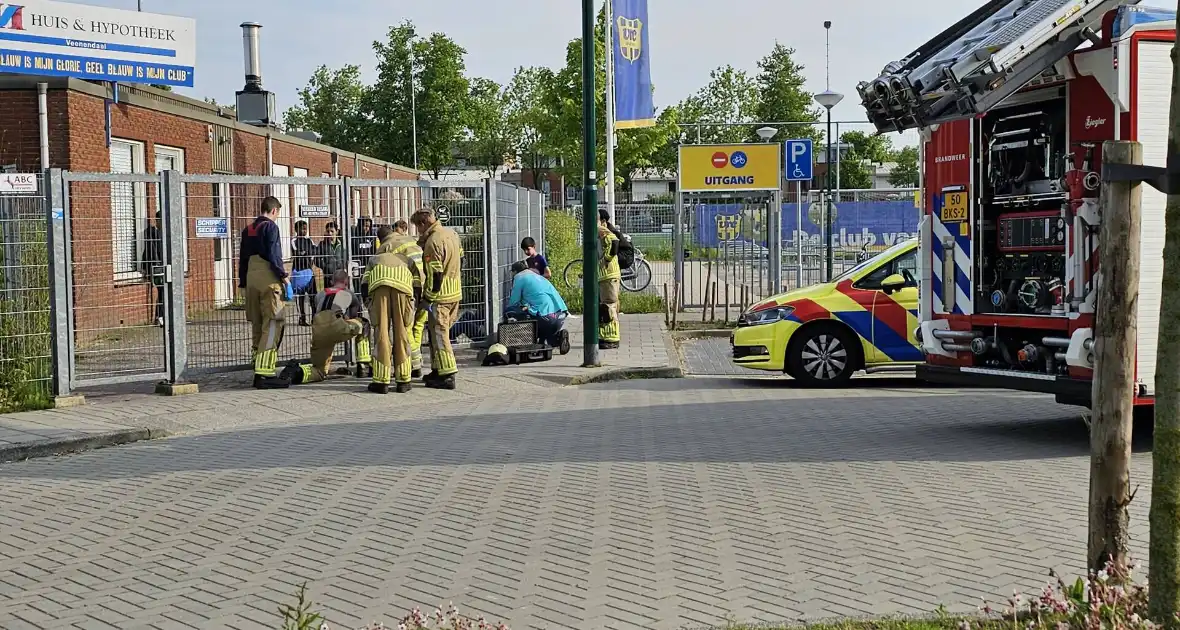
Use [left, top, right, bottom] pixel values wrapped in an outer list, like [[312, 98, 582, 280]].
[[814, 90, 844, 110], [755, 126, 777, 141]]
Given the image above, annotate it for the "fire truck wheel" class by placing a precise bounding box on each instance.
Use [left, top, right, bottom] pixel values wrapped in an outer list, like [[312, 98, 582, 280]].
[[787, 324, 860, 387]]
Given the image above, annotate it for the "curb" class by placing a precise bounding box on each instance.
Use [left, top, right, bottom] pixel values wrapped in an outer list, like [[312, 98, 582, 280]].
[[670, 329, 734, 340], [0, 428, 169, 464], [568, 365, 685, 385]]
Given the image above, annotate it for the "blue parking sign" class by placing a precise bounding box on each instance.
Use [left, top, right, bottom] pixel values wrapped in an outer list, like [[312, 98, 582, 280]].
[[785, 139, 813, 181]]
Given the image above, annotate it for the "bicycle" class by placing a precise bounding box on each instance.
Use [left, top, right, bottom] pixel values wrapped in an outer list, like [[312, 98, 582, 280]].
[[562, 244, 654, 293]]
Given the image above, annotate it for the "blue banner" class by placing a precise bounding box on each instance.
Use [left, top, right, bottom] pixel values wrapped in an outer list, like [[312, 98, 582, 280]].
[[692, 201, 920, 249], [612, 0, 656, 129]]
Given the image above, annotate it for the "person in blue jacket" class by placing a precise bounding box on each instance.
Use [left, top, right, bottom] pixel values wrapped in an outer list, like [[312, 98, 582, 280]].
[[239, 196, 291, 388], [506, 260, 570, 354]]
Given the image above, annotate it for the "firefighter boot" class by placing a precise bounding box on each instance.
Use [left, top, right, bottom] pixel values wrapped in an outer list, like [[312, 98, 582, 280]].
[[367, 382, 389, 395], [425, 374, 455, 390], [280, 362, 306, 386], [411, 369, 422, 379], [395, 382, 412, 394], [254, 374, 290, 389]]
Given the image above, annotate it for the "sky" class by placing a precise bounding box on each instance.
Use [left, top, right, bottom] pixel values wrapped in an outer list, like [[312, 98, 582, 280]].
[[71, 0, 1174, 147]]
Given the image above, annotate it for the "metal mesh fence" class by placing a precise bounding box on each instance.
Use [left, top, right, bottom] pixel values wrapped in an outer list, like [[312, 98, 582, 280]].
[[0, 175, 52, 411], [63, 173, 170, 386], [423, 182, 489, 345], [494, 181, 546, 317]]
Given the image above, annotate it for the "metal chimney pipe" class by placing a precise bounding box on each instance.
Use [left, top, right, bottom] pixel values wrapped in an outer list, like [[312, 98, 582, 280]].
[[241, 22, 262, 91]]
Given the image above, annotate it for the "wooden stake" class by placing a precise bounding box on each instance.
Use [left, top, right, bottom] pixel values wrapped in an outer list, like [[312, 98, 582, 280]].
[[662, 282, 670, 328], [710, 281, 717, 322], [702, 260, 713, 323], [724, 284, 731, 323], [671, 281, 680, 330], [1090, 140, 1142, 574]]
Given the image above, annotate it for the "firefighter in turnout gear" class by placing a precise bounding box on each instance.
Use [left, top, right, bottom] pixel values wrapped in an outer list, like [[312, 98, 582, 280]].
[[411, 208, 463, 389], [597, 208, 621, 349], [280, 270, 371, 385], [362, 225, 422, 394], [239, 196, 291, 388], [390, 219, 427, 377]]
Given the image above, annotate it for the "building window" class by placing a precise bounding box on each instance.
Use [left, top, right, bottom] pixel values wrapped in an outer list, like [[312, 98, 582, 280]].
[[110, 138, 146, 282], [154, 145, 188, 272], [270, 164, 292, 259], [667, 181, 676, 193], [292, 167, 309, 219], [320, 172, 334, 214]]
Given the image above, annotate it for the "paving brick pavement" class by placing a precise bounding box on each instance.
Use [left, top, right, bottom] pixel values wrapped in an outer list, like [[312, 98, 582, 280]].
[[0, 376, 1153, 629], [0, 314, 676, 460]]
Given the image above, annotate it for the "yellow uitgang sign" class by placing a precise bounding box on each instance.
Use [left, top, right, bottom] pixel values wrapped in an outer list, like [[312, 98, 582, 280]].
[[940, 191, 967, 222]]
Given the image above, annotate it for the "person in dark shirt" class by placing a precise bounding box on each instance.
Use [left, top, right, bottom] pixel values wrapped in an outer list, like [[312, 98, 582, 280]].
[[239, 196, 290, 388], [521, 236, 550, 279], [318, 221, 348, 277], [352, 216, 377, 267], [292, 220, 318, 326], [140, 211, 165, 326]]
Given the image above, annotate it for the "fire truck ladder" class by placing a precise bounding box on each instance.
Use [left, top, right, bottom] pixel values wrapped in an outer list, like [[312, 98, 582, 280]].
[[858, 0, 1141, 134]]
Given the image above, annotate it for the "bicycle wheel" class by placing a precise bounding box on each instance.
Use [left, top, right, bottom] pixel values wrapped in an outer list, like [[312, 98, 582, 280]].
[[563, 259, 584, 290], [621, 259, 653, 292]]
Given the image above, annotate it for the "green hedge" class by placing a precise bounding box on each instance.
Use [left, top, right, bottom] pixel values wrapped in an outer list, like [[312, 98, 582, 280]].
[[544, 210, 665, 315]]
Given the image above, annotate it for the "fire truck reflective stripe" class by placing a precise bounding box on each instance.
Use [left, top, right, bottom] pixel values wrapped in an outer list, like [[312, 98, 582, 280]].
[[931, 236, 946, 313], [930, 197, 972, 315]]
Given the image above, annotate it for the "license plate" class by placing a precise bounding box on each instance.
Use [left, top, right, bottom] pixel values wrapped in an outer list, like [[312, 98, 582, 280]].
[[940, 192, 967, 222]]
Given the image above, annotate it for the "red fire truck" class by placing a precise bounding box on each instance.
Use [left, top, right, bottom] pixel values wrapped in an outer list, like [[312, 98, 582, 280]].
[[858, 0, 1174, 407]]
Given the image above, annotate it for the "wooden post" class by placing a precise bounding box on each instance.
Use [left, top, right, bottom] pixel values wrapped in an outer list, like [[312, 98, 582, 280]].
[[702, 260, 713, 323], [724, 284, 731, 323], [1089, 140, 1142, 573], [670, 281, 680, 330], [663, 282, 671, 328], [710, 281, 718, 322]]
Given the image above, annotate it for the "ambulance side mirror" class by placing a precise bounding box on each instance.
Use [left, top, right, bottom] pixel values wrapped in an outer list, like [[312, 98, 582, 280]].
[[881, 274, 906, 295]]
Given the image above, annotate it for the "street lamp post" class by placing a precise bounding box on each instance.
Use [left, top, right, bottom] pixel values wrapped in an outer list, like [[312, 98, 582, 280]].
[[814, 92, 843, 280], [814, 20, 842, 281], [580, 0, 600, 367]]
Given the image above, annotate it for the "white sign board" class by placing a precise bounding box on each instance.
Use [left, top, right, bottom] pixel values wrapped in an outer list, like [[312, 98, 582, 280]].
[[299, 204, 331, 218], [0, 0, 196, 87], [194, 217, 228, 239], [0, 173, 37, 193]]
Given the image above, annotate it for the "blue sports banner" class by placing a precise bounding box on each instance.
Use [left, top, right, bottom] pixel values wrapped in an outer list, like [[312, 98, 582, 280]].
[[612, 0, 656, 129], [692, 201, 920, 249]]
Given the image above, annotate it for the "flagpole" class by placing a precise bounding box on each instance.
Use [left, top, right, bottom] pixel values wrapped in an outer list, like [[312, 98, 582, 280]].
[[605, 0, 617, 224]]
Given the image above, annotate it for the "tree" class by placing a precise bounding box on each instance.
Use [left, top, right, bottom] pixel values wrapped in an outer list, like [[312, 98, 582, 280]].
[[282, 65, 369, 153], [675, 65, 759, 145], [465, 78, 514, 179], [837, 130, 894, 189], [412, 32, 470, 178], [149, 84, 172, 92], [506, 66, 559, 188], [1149, 0, 1180, 616], [752, 43, 821, 144], [542, 7, 676, 189], [366, 21, 418, 167], [888, 146, 920, 188]]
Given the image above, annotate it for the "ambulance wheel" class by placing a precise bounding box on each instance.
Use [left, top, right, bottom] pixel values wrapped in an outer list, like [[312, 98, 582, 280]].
[[787, 324, 860, 387]]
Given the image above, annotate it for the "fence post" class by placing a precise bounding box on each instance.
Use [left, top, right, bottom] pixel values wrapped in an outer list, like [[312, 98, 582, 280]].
[[484, 179, 502, 343], [45, 168, 73, 398], [768, 189, 782, 295], [673, 190, 684, 313], [161, 170, 188, 384], [341, 177, 356, 365]]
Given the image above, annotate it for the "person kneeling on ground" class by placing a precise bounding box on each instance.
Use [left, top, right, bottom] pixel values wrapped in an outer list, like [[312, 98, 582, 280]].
[[280, 269, 373, 385], [506, 260, 571, 354]]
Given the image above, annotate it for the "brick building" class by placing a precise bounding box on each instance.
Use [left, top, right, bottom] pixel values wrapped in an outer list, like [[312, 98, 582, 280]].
[[0, 76, 419, 334]]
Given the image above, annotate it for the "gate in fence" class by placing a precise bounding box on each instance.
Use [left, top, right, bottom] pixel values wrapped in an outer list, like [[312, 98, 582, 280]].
[[0, 173, 53, 411], [674, 190, 783, 311], [669, 187, 920, 316], [32, 169, 543, 398]]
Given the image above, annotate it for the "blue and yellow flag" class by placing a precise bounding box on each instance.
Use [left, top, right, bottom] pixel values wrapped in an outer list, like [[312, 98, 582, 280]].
[[612, 0, 656, 129]]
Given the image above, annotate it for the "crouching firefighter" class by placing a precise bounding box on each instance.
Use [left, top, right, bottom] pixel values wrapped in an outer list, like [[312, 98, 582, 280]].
[[240, 196, 291, 389], [361, 225, 422, 394], [280, 269, 372, 385]]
